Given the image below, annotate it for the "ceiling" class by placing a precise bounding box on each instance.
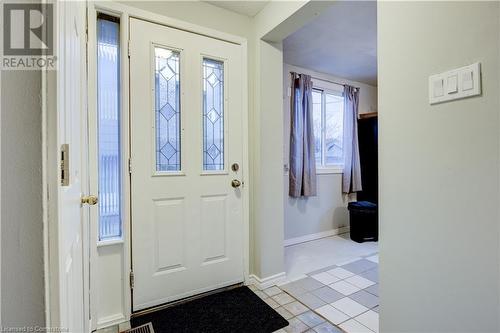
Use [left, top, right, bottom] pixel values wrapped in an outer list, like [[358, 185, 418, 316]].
[[205, 1, 270, 17], [283, 1, 377, 86]]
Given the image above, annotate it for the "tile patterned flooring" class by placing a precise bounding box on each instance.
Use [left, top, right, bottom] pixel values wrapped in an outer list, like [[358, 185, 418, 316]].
[[99, 235, 378, 333], [251, 253, 379, 333]]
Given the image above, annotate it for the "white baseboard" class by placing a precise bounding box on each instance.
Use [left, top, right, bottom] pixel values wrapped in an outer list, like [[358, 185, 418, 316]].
[[248, 272, 286, 290], [284, 226, 350, 247], [96, 313, 127, 330]]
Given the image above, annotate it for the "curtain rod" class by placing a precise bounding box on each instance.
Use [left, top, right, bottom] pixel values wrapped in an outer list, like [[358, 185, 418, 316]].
[[291, 71, 360, 90]]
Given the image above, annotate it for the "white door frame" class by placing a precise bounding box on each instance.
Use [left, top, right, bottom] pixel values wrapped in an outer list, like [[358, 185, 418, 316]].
[[85, 1, 249, 327]]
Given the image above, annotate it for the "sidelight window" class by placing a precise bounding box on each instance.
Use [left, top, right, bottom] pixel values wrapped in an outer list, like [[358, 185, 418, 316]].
[[97, 14, 122, 240]]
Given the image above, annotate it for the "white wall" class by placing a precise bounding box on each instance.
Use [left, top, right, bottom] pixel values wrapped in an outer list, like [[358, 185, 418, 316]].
[[378, 2, 500, 332], [251, 0, 332, 281], [1, 71, 45, 326], [283, 63, 377, 241], [252, 39, 286, 279]]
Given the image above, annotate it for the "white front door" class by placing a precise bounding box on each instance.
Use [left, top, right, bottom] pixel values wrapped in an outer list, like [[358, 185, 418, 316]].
[[56, 1, 88, 331], [129, 18, 245, 311]]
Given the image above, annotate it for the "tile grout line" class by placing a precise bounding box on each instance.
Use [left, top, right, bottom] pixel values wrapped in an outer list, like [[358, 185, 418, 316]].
[[259, 254, 379, 333]]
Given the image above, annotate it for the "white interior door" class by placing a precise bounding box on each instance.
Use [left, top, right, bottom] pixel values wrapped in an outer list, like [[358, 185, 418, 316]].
[[56, 1, 88, 331], [130, 18, 245, 311]]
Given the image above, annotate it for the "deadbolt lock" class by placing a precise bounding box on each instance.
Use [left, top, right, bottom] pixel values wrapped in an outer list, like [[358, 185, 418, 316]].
[[81, 195, 98, 206], [231, 163, 239, 172]]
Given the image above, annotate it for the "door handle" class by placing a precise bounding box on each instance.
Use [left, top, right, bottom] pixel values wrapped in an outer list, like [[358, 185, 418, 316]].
[[231, 179, 241, 188], [81, 195, 98, 206]]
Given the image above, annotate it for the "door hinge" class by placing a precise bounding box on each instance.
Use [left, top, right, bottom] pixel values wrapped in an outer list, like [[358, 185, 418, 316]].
[[128, 158, 132, 174], [129, 271, 135, 289], [128, 40, 131, 58]]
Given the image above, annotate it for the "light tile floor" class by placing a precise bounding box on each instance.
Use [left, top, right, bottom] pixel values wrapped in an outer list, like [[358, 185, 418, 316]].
[[251, 253, 379, 333], [253, 234, 379, 333], [285, 234, 378, 281], [100, 235, 378, 333]]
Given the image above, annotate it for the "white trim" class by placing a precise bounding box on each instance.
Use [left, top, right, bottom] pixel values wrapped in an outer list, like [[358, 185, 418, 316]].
[[96, 313, 127, 330], [284, 227, 350, 247], [87, 4, 131, 330], [41, 39, 49, 329], [241, 39, 250, 288], [248, 272, 287, 290], [97, 239, 125, 247], [93, 1, 246, 46], [316, 167, 343, 175], [312, 78, 344, 94]]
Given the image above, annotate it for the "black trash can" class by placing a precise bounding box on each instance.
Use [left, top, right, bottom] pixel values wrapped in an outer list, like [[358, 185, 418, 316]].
[[348, 201, 378, 243]]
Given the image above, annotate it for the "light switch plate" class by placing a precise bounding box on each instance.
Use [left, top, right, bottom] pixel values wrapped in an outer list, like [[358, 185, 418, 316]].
[[429, 62, 481, 105], [462, 70, 474, 91], [446, 74, 458, 94], [433, 78, 444, 97]]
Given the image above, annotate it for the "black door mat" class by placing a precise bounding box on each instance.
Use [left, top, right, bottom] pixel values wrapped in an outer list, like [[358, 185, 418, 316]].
[[131, 286, 289, 333]]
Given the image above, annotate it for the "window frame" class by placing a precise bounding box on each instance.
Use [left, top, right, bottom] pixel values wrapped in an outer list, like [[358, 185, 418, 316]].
[[153, 45, 183, 174], [201, 55, 228, 174], [312, 81, 344, 175]]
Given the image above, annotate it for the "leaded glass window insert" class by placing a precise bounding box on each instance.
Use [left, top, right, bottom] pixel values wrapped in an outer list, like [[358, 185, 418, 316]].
[[97, 14, 122, 240], [155, 47, 181, 172], [202, 58, 224, 171]]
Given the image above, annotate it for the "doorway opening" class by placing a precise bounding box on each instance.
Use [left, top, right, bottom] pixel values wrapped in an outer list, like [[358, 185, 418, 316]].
[[280, 2, 379, 332]]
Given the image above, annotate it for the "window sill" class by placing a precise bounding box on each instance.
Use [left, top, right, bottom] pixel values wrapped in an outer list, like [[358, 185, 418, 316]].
[[97, 238, 124, 247], [316, 168, 343, 175]]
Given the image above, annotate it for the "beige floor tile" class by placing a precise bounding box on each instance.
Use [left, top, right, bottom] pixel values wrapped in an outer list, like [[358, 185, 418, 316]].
[[283, 301, 309, 316], [264, 286, 283, 297], [276, 306, 295, 320], [284, 317, 309, 333], [273, 292, 296, 306], [265, 297, 280, 309]]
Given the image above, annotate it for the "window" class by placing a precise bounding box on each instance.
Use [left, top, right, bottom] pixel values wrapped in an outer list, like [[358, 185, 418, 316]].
[[97, 14, 122, 240], [202, 58, 224, 171], [155, 47, 181, 172], [312, 88, 344, 170]]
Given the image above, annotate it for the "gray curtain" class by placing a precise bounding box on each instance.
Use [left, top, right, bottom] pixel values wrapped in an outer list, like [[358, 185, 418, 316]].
[[289, 73, 317, 197], [342, 85, 362, 193]]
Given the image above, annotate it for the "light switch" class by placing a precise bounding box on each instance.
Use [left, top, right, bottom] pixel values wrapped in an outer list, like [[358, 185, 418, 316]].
[[462, 70, 473, 91], [433, 78, 444, 98], [429, 62, 481, 105], [447, 75, 458, 94]]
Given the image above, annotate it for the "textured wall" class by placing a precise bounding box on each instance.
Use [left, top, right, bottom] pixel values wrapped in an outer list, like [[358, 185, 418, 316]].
[[1, 70, 45, 326], [378, 2, 500, 331]]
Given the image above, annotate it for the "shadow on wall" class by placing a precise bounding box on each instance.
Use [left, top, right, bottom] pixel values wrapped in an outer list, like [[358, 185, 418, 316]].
[[286, 195, 349, 229], [333, 206, 349, 229], [287, 196, 312, 213]]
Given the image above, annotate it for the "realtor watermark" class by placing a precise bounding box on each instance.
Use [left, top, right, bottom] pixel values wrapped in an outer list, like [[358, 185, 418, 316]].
[[0, 327, 68, 332], [1, 2, 57, 70]]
